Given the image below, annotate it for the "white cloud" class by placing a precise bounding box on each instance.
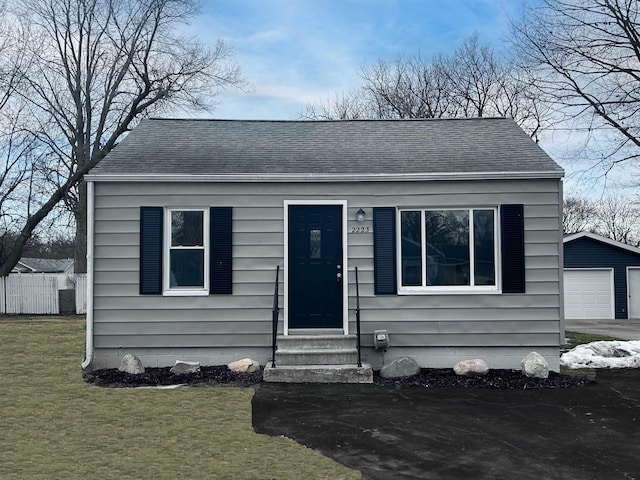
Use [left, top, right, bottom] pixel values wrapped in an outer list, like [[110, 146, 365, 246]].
[[189, 0, 526, 121]]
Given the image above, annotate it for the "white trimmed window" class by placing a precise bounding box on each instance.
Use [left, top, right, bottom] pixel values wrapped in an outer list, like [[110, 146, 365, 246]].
[[398, 208, 499, 293], [164, 208, 209, 295]]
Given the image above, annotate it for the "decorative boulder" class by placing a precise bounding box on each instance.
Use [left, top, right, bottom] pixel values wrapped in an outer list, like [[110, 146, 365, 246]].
[[521, 351, 549, 379], [228, 358, 260, 373], [380, 356, 421, 379], [170, 360, 200, 375], [118, 354, 145, 374], [453, 359, 489, 377]]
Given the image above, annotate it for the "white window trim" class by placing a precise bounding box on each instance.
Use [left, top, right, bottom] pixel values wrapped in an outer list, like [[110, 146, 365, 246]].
[[397, 207, 501, 295], [163, 207, 210, 296]]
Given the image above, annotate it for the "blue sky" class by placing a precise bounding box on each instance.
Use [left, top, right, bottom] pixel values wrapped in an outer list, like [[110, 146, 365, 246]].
[[191, 0, 526, 120], [183, 0, 624, 195]]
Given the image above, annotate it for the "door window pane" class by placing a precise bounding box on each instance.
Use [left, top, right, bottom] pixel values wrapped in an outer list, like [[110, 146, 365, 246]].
[[401, 211, 422, 286], [309, 229, 321, 259], [425, 210, 470, 286], [473, 210, 496, 286]]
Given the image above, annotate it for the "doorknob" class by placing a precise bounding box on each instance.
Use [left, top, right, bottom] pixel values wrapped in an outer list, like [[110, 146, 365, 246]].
[[337, 272, 342, 284]]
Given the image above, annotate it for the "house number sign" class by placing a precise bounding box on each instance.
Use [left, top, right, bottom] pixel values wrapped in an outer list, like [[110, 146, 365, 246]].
[[350, 226, 371, 234]]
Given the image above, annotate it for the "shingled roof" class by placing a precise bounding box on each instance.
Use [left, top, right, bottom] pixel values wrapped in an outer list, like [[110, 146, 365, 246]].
[[87, 117, 563, 180]]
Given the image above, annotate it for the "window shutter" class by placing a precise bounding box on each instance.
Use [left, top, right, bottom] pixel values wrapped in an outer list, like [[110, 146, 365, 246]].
[[501, 204, 525, 293], [140, 207, 163, 295], [210, 207, 233, 294], [373, 207, 397, 295]]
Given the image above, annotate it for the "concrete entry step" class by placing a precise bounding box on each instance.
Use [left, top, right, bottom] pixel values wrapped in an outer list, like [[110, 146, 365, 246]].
[[275, 348, 358, 366], [263, 362, 373, 384], [277, 334, 358, 350], [275, 333, 359, 366]]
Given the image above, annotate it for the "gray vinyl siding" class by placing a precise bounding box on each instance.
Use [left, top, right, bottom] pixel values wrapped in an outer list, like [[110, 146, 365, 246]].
[[91, 178, 562, 358]]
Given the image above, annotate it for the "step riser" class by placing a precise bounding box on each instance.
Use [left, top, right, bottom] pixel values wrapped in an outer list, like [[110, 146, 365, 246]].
[[278, 336, 357, 350], [263, 362, 373, 384], [288, 328, 345, 336], [275, 351, 358, 366]]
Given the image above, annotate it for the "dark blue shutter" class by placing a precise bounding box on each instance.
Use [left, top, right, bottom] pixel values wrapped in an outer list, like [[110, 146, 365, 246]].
[[210, 207, 233, 294], [501, 204, 525, 293], [140, 207, 163, 295], [373, 207, 397, 295]]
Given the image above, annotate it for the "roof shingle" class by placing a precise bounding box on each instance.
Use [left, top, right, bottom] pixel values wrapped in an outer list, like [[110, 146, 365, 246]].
[[89, 117, 563, 177]]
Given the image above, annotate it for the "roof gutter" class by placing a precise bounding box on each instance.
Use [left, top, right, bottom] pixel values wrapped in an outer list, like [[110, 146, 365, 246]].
[[85, 170, 564, 183]]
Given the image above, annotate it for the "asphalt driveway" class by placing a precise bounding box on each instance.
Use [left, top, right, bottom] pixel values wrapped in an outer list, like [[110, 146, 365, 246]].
[[252, 369, 640, 480], [565, 318, 640, 340]]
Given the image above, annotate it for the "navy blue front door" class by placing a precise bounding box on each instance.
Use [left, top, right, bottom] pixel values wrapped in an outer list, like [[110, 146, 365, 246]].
[[288, 205, 343, 328]]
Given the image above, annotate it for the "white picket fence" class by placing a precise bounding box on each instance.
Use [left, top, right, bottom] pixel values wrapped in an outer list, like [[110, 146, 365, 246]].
[[0, 273, 88, 315], [75, 274, 87, 314]]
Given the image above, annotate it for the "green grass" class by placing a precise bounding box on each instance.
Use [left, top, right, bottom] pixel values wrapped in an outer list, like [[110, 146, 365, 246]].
[[563, 330, 624, 348], [0, 317, 361, 480]]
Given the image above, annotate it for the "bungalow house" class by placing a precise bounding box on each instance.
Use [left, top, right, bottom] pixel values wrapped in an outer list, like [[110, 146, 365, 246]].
[[82, 117, 565, 380], [564, 231, 640, 320]]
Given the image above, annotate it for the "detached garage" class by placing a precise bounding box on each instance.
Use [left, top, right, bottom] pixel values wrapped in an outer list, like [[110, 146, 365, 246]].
[[564, 232, 640, 320]]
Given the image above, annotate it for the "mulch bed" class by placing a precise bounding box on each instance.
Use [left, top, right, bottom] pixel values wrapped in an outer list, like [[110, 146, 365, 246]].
[[84, 366, 595, 389], [83, 365, 263, 388], [373, 368, 595, 389]]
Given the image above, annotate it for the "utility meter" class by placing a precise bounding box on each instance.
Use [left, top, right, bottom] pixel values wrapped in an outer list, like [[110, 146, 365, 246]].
[[373, 330, 389, 350]]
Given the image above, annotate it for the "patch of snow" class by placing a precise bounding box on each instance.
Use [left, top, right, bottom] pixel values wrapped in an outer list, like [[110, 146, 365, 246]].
[[561, 341, 640, 369]]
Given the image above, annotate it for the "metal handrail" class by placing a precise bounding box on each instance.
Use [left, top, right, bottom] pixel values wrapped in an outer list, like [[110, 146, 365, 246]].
[[355, 266, 362, 367], [271, 265, 280, 368]]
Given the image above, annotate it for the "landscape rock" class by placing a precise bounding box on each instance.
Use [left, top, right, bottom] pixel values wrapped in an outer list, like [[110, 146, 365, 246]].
[[380, 357, 421, 378], [453, 359, 489, 377], [521, 351, 549, 379], [228, 358, 260, 373], [170, 360, 200, 375], [118, 354, 145, 374]]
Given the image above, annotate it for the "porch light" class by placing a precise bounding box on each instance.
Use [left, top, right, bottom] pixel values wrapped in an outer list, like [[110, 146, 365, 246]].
[[356, 208, 366, 222]]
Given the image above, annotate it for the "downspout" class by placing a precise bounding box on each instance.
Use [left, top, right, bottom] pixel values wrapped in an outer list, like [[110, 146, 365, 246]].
[[81, 180, 95, 369], [558, 179, 566, 346]]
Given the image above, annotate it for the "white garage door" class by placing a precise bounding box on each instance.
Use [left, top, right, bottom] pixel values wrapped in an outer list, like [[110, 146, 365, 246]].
[[564, 268, 615, 319], [628, 267, 640, 319]]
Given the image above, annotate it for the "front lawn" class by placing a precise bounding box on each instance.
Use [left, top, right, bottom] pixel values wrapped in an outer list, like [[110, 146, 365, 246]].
[[0, 317, 360, 480], [563, 330, 624, 348]]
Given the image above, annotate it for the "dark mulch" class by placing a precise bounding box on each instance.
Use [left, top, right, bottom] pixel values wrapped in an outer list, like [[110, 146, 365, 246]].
[[84, 366, 594, 389], [374, 368, 595, 389], [83, 365, 264, 388]]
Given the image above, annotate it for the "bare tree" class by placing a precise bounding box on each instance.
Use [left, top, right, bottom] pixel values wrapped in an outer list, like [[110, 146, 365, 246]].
[[358, 55, 456, 120], [303, 35, 550, 140], [0, 0, 244, 276], [563, 196, 597, 234], [593, 195, 640, 246], [302, 89, 375, 120], [512, 0, 640, 173]]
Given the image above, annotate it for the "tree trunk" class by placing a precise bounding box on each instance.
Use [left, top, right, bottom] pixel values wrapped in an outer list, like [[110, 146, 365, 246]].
[[74, 181, 87, 274]]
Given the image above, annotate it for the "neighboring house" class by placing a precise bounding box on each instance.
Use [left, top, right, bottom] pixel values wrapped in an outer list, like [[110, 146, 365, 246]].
[[564, 232, 640, 320], [11, 257, 74, 290], [82, 117, 565, 377]]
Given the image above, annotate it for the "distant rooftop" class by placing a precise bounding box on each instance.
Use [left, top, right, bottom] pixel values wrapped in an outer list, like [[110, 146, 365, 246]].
[[14, 258, 73, 273], [88, 117, 563, 179]]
